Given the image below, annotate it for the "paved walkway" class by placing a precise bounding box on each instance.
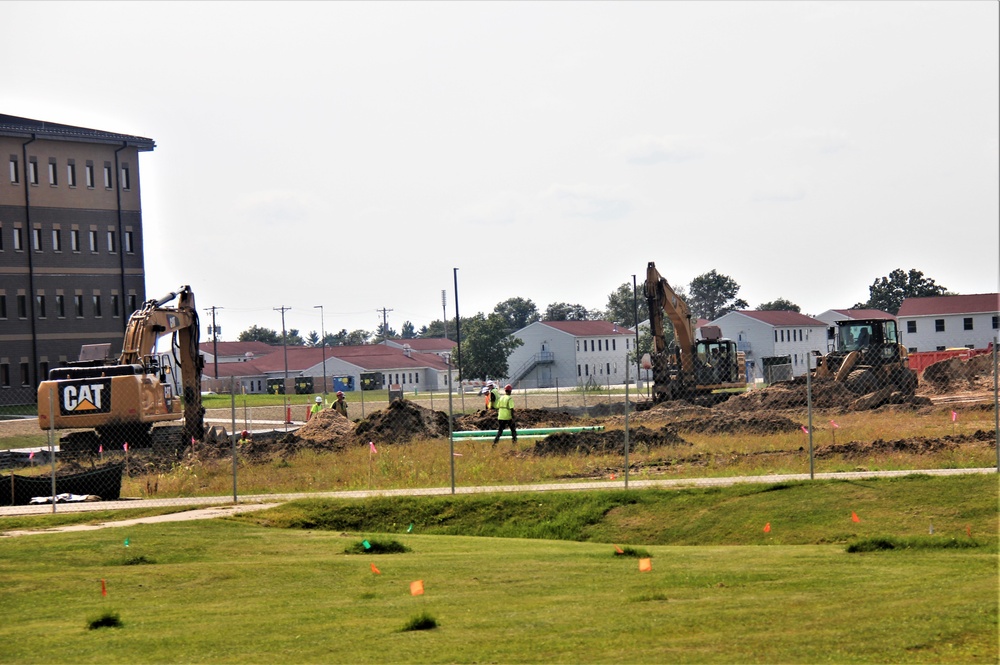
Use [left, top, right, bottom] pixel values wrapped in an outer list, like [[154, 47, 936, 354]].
[[2, 467, 996, 535]]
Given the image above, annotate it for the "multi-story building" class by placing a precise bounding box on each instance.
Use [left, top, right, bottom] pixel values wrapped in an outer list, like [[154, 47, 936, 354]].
[[1, 114, 155, 403], [505, 320, 636, 388], [897, 293, 1000, 352]]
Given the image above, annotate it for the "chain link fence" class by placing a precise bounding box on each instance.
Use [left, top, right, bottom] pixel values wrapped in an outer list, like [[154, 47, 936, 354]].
[[2, 341, 998, 512]]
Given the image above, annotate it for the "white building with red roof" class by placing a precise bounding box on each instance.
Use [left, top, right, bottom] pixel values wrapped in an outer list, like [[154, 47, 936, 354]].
[[710, 310, 829, 378], [505, 320, 636, 388], [896, 293, 999, 352]]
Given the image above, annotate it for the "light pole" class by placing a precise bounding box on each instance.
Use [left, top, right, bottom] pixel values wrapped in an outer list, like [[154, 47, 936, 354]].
[[444, 352, 455, 494], [314, 305, 326, 395]]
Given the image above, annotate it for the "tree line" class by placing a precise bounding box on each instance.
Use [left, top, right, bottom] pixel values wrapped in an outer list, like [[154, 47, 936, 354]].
[[236, 268, 948, 380]]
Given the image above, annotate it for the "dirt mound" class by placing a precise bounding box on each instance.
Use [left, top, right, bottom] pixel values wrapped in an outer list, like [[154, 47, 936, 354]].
[[353, 399, 451, 445], [296, 409, 356, 444], [454, 408, 577, 431], [530, 425, 689, 456], [673, 413, 803, 436], [923, 355, 997, 391]]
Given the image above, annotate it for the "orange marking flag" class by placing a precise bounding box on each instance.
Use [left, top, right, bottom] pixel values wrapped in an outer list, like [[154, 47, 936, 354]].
[[410, 580, 424, 596], [614, 544, 624, 554], [763, 522, 771, 533], [638, 558, 652, 572], [101, 579, 107, 597], [851, 512, 860, 523], [370, 563, 381, 575]]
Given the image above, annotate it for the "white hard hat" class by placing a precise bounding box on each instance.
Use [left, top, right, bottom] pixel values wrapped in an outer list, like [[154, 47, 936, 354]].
[[315, 396, 323, 403]]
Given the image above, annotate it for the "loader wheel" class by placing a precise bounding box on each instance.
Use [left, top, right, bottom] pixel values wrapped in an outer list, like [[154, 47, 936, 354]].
[[845, 369, 878, 395], [890, 367, 918, 395]]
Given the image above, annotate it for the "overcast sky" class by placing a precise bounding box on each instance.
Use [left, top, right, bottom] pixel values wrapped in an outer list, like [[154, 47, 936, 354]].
[[5, 1, 998, 340]]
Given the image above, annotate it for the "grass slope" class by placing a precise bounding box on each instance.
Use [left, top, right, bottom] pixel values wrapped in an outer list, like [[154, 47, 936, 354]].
[[0, 474, 996, 664]]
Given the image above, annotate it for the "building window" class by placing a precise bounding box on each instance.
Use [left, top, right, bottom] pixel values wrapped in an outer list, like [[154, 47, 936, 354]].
[[963, 318, 973, 331], [576, 340, 580, 352], [780, 330, 785, 342], [28, 159, 38, 185], [9, 156, 18, 183], [17, 295, 27, 319], [107, 230, 116, 253], [0, 295, 6, 318], [0, 223, 3, 250], [597, 340, 602, 352], [55, 294, 65, 318], [103, 164, 113, 188], [121, 165, 131, 190], [128, 294, 137, 315], [74, 295, 84, 317], [36, 294, 45, 318], [39, 361, 49, 381], [606, 362, 611, 375], [111, 294, 120, 318], [577, 364, 581, 376], [86, 163, 95, 188], [935, 319, 945, 332], [67, 162, 77, 187], [89, 229, 98, 252], [993, 315, 999, 330], [124, 230, 134, 253], [32, 228, 42, 251], [612, 339, 616, 351], [908, 347, 917, 353], [590, 340, 595, 352], [0, 363, 8, 387], [48, 159, 58, 186], [584, 364, 589, 376], [92, 294, 102, 318], [906, 321, 916, 334], [13, 226, 23, 251], [936, 346, 946, 351], [52, 229, 61, 252], [70, 229, 80, 252], [20, 362, 30, 387]]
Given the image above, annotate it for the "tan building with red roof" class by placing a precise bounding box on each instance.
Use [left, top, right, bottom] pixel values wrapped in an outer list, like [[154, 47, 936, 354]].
[[896, 293, 999, 352]]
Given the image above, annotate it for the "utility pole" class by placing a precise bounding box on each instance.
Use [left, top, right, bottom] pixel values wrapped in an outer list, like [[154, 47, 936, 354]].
[[206, 305, 223, 379], [314, 305, 326, 394], [441, 290, 448, 341], [376, 307, 393, 343], [274, 306, 291, 396], [632, 274, 640, 388], [453, 268, 462, 381]]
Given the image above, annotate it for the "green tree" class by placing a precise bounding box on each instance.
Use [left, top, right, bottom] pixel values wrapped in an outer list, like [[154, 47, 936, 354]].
[[493, 297, 541, 333], [400, 321, 417, 339], [457, 312, 524, 380], [284, 328, 306, 346], [344, 329, 371, 346], [687, 270, 748, 320], [757, 298, 800, 312], [605, 282, 649, 328], [854, 268, 949, 315], [376, 323, 397, 341], [544, 302, 593, 321], [238, 325, 281, 345], [306, 330, 320, 346]]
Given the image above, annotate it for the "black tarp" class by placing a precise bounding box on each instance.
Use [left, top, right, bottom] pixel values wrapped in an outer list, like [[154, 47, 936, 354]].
[[1, 463, 124, 506]]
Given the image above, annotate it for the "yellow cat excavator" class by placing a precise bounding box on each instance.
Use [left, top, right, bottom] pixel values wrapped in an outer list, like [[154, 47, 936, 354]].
[[644, 261, 746, 404], [37, 286, 206, 451]]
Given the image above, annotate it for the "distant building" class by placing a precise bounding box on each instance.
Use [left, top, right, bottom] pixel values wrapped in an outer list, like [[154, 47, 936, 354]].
[[0, 114, 155, 403], [505, 320, 636, 388], [896, 293, 1000, 352], [711, 310, 828, 378]]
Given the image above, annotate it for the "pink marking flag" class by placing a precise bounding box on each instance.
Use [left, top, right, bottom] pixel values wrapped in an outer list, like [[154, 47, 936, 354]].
[[830, 420, 839, 429], [369, 441, 378, 454], [951, 411, 958, 422], [123, 442, 129, 452], [28, 451, 34, 460], [801, 426, 809, 434], [98, 444, 103, 454]]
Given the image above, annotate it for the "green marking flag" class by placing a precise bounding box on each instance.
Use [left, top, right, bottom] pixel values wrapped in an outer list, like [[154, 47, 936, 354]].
[[406, 523, 413, 533], [362, 540, 371, 550], [124, 537, 130, 548]]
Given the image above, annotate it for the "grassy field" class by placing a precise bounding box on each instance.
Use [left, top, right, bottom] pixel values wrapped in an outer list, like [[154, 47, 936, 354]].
[[1, 474, 996, 664]]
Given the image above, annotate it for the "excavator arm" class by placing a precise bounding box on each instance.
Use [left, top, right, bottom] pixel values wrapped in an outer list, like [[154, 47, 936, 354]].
[[645, 262, 696, 375]]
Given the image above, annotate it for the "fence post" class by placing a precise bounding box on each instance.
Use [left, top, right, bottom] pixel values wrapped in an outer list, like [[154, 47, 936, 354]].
[[994, 342, 998, 472], [624, 364, 630, 490], [48, 387, 57, 513], [231, 377, 238, 503], [555, 377, 560, 409], [806, 355, 814, 480]]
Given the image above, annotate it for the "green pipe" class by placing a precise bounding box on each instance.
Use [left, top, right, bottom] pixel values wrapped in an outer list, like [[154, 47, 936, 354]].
[[452, 426, 604, 438]]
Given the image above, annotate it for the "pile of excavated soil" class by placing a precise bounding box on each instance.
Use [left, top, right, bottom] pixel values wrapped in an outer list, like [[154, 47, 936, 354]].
[[352, 399, 451, 445], [815, 429, 996, 458], [922, 355, 998, 392], [530, 425, 689, 456], [295, 409, 356, 447], [454, 408, 577, 431], [716, 378, 933, 413], [604, 402, 801, 435]]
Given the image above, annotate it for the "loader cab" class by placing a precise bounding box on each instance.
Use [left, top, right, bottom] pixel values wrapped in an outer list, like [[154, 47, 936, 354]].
[[834, 319, 904, 368], [694, 338, 739, 385]]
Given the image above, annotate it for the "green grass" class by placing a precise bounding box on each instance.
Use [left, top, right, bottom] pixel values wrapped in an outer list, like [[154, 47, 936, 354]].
[[0, 506, 202, 532], [0, 474, 995, 663]]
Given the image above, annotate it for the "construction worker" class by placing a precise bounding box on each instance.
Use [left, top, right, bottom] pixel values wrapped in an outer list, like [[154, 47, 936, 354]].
[[484, 381, 500, 410], [332, 391, 348, 417], [493, 384, 517, 446], [310, 395, 324, 419], [238, 430, 251, 447]]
